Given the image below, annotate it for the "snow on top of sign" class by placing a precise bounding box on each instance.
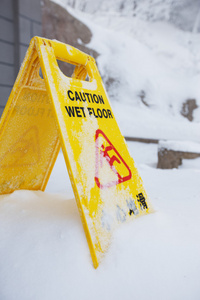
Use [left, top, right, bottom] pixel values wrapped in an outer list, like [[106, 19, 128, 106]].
[[65, 44, 74, 56], [60, 70, 98, 91], [158, 140, 200, 153], [77, 117, 98, 200]]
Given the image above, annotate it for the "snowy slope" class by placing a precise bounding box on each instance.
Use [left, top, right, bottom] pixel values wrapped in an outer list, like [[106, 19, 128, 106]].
[[53, 0, 200, 142], [53, 0, 200, 33]]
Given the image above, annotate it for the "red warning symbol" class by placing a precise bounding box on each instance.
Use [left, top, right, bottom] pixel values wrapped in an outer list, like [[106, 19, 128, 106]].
[[0, 126, 40, 168], [95, 129, 132, 189]]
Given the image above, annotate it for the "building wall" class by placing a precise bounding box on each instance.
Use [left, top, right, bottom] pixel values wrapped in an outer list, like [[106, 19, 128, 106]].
[[0, 0, 42, 116], [18, 0, 42, 65], [0, 0, 15, 116]]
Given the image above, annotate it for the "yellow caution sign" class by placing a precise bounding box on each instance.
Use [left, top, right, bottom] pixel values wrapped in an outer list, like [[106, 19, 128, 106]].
[[0, 37, 153, 268]]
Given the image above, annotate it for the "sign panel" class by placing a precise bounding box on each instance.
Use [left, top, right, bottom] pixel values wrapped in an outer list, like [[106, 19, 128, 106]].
[[0, 48, 60, 194], [0, 37, 153, 268]]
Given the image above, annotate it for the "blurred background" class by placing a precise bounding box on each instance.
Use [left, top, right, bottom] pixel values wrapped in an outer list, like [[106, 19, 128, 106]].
[[0, 0, 199, 146]]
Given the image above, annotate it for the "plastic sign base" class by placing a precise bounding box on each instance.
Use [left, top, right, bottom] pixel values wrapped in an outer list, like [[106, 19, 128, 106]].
[[0, 37, 153, 268]]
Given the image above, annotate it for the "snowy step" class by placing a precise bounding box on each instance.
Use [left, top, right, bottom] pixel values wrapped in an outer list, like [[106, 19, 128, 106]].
[[157, 140, 200, 169], [124, 136, 159, 144]]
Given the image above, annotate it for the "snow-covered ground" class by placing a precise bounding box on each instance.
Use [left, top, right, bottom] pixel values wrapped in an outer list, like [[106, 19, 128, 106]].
[[0, 1, 200, 299], [0, 144, 200, 300]]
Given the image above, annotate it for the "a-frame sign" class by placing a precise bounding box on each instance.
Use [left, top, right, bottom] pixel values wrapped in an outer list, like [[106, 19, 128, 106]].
[[0, 37, 153, 268]]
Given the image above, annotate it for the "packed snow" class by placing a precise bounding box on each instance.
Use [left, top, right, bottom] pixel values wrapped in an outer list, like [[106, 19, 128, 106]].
[[0, 145, 200, 300], [0, 1, 200, 299]]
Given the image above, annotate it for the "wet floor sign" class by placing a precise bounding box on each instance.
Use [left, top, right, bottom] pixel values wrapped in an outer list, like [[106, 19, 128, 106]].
[[0, 37, 153, 268]]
